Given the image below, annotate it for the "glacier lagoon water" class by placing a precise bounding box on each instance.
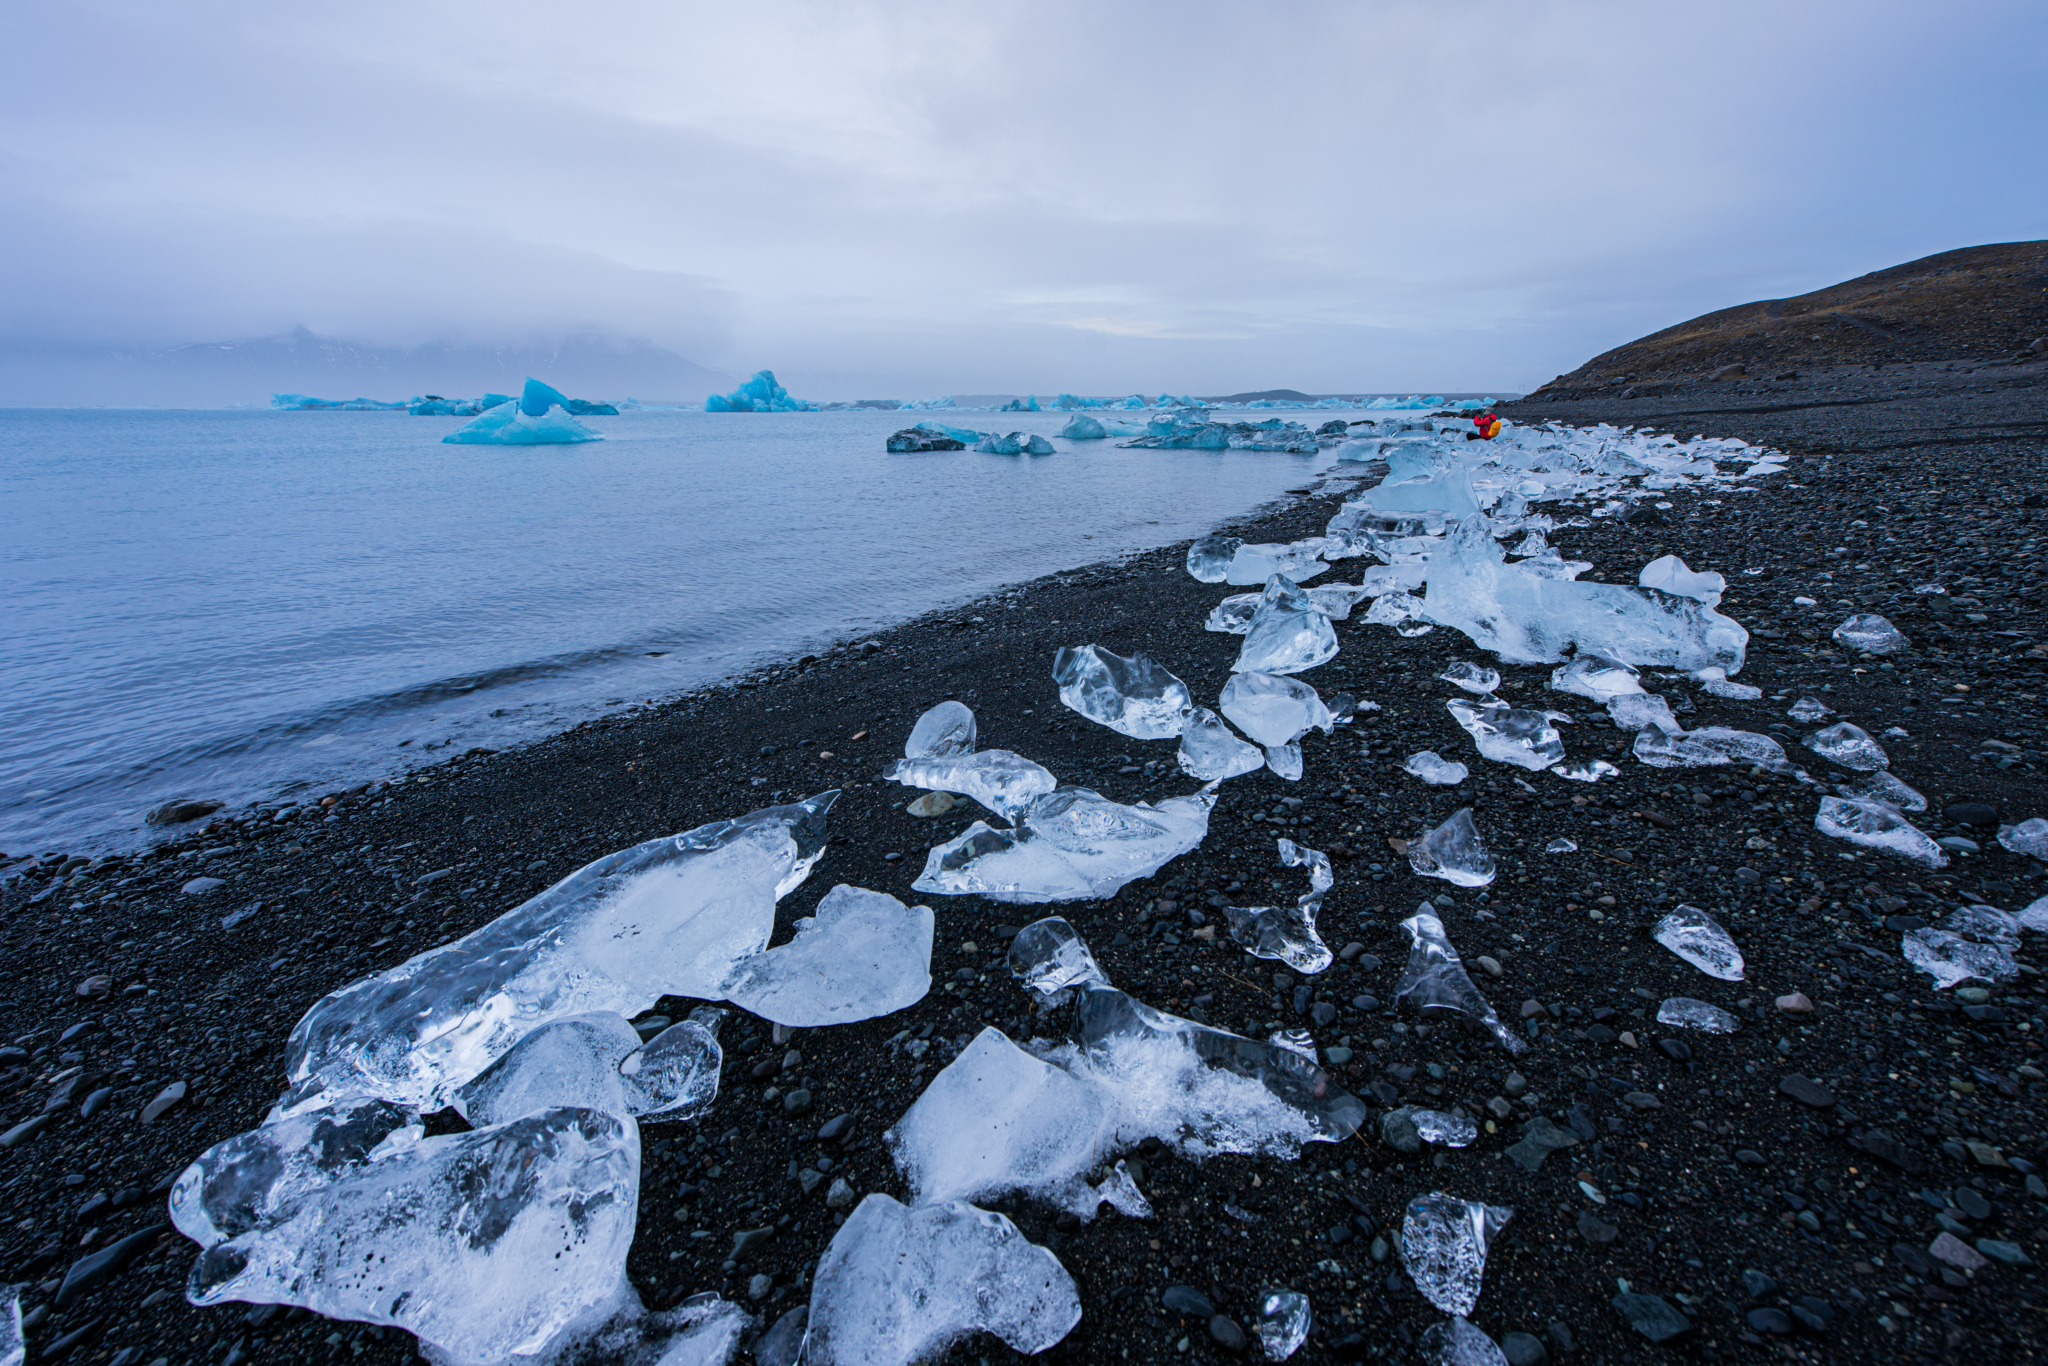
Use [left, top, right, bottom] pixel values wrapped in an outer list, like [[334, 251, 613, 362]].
[[1, 407, 1360, 852]]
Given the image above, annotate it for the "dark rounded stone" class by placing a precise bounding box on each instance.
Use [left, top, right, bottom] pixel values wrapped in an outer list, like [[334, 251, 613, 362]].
[[1163, 1285, 1216, 1318], [1209, 1314, 1249, 1353], [1789, 1305, 1828, 1332], [1944, 801, 1997, 827], [1658, 1039, 1692, 1062], [1884, 914, 1927, 933], [1742, 1269, 1779, 1300], [1952, 1186, 1991, 1220], [1734, 867, 1762, 885], [1747, 1307, 1795, 1335], [1500, 1330, 1550, 1366], [1735, 1149, 1768, 1166], [1351, 994, 1380, 1011]]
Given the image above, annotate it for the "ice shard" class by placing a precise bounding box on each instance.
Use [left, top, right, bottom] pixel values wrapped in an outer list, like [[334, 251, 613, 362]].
[[1420, 1316, 1510, 1366], [1364, 590, 1435, 636], [904, 700, 977, 758], [1219, 672, 1334, 750], [178, 1107, 641, 1366], [1406, 809, 1496, 887], [2003, 818, 2048, 859], [1606, 693, 1682, 736], [1234, 576, 1340, 675], [1446, 697, 1568, 772], [1205, 592, 1262, 634], [169, 1097, 419, 1250], [720, 885, 934, 1027], [1902, 928, 2018, 989], [1945, 904, 2021, 950], [1404, 751, 1469, 786], [1805, 722, 1888, 771], [1633, 725, 1788, 770], [1177, 708, 1266, 782], [453, 1010, 723, 1127], [1187, 535, 1330, 585], [1224, 839, 1334, 974], [279, 792, 837, 1115], [1255, 1290, 1312, 1360], [1007, 916, 1110, 1004], [1410, 1108, 1480, 1147], [1549, 655, 1644, 702], [914, 787, 1214, 903], [1653, 905, 1745, 980], [1551, 759, 1620, 782], [891, 750, 1057, 821], [1814, 797, 1948, 867], [1401, 1192, 1513, 1318], [1304, 582, 1372, 620], [0, 1286, 17, 1366], [1833, 613, 1907, 654], [1395, 909, 1526, 1054], [1439, 662, 1502, 694], [1838, 770, 1926, 812], [1187, 535, 1244, 583], [1787, 696, 1834, 722], [1637, 554, 1726, 605], [1067, 1160, 1152, 1222], [1052, 645, 1194, 738], [1656, 998, 1738, 1033], [1694, 667, 1761, 700], [804, 1196, 1080, 1366]]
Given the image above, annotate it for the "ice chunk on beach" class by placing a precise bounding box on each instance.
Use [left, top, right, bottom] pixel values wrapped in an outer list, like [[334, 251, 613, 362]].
[[1420, 1317, 1510, 1366], [1219, 672, 1334, 749], [1903, 928, 2018, 989], [1633, 724, 1787, 770], [1787, 696, 1834, 722], [442, 397, 603, 445], [1395, 909, 1525, 1053], [1402, 1193, 1513, 1318], [915, 786, 1214, 903], [170, 1097, 418, 1250], [804, 1196, 1080, 1366], [1833, 613, 1906, 654], [1638, 555, 1726, 605], [1177, 708, 1265, 781], [1411, 1109, 1480, 1147], [1446, 697, 1568, 772], [1053, 645, 1193, 738], [179, 1107, 641, 1366], [1187, 535, 1243, 583], [1224, 839, 1334, 974], [721, 885, 934, 1027], [1550, 655, 1644, 702], [2003, 818, 2048, 859], [0, 1287, 18, 1366], [1806, 721, 1888, 771], [1439, 662, 1501, 694], [1189, 538, 1331, 586], [1695, 666, 1762, 700], [1839, 770, 1926, 811], [1657, 998, 1739, 1033], [453, 1010, 723, 1127], [1552, 759, 1620, 782], [1607, 693, 1681, 735], [705, 370, 815, 412], [1946, 904, 2020, 950], [892, 750, 1057, 821], [1206, 592, 1262, 634], [1405, 751, 1469, 786], [1255, 1290, 1312, 1360], [1234, 577, 1340, 675], [279, 793, 836, 1115], [1653, 905, 1745, 980], [1262, 743, 1304, 781], [1304, 582, 1371, 620], [1364, 590, 1435, 636], [1814, 796, 1948, 867], [905, 700, 977, 758], [1007, 916, 1110, 1003], [1407, 808, 1496, 887]]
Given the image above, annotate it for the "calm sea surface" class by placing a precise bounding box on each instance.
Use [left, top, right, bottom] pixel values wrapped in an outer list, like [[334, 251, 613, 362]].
[[2, 407, 1359, 853]]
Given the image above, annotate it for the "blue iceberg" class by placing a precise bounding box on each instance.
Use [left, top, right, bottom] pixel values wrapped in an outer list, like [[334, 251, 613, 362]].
[[999, 395, 1043, 412], [903, 396, 959, 411], [705, 370, 816, 412], [1051, 394, 1106, 410], [1365, 395, 1450, 410], [271, 394, 409, 411], [441, 377, 603, 445]]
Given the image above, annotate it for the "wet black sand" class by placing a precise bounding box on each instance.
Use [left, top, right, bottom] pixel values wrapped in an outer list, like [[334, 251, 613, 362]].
[[5, 359, 2046, 1365]]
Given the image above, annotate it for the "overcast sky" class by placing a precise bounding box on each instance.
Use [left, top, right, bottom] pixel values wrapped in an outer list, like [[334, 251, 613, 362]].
[[5, 0, 2044, 397]]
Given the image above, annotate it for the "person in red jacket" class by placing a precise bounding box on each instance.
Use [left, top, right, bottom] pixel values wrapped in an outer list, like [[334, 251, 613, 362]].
[[1472, 411, 1503, 439]]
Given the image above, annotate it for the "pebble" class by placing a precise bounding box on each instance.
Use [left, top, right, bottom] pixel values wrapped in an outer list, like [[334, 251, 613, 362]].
[[1475, 955, 1503, 978], [1976, 1239, 2031, 1266], [755, 1306, 807, 1366], [1, 1115, 51, 1149], [1612, 1291, 1691, 1343], [1747, 1307, 1795, 1334], [816, 1112, 855, 1143], [1576, 1211, 1619, 1244], [906, 792, 956, 818], [1208, 1315, 1248, 1353], [1944, 801, 1997, 827], [1929, 1232, 1987, 1270], [781, 1089, 813, 1116], [1379, 1108, 1423, 1154], [75, 976, 111, 1000], [1324, 1046, 1353, 1064], [1162, 1285, 1216, 1318], [1775, 992, 1815, 1015], [139, 1080, 187, 1124], [748, 1273, 772, 1300], [1500, 1331, 1549, 1366], [54, 1223, 168, 1308], [729, 1226, 775, 1260], [179, 877, 225, 896], [1742, 1269, 1779, 1299], [825, 1178, 854, 1209], [1777, 1074, 1835, 1109], [1503, 1072, 1528, 1098]]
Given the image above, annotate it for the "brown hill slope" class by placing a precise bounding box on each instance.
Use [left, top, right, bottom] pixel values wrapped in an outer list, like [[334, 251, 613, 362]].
[[1527, 240, 2048, 398]]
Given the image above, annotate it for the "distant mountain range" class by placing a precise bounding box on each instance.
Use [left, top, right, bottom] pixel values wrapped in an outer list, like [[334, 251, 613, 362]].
[[0, 327, 731, 408]]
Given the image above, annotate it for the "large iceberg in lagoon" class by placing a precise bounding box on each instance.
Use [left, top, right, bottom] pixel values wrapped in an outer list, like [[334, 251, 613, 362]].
[[441, 377, 604, 445], [705, 369, 817, 412]]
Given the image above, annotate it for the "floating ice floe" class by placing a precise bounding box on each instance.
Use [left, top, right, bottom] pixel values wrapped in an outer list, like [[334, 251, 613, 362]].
[[1256, 1290, 1312, 1360], [278, 791, 837, 1116], [904, 700, 977, 758], [2004, 818, 2048, 859], [453, 1009, 723, 1127], [1220, 672, 1336, 780], [977, 431, 1055, 455], [1406, 809, 1496, 887], [804, 1196, 1079, 1366], [1234, 577, 1340, 675], [893, 749, 1057, 821], [1401, 1192, 1513, 1318], [1656, 998, 1738, 1033], [721, 885, 934, 1027], [1833, 613, 1907, 654], [1838, 770, 1926, 812], [442, 378, 604, 445], [1060, 414, 1107, 440], [1806, 721, 1888, 771], [1395, 908, 1526, 1053], [1446, 696, 1568, 772], [915, 784, 1214, 903], [1653, 905, 1745, 980], [1814, 797, 1948, 867], [1405, 751, 1469, 786], [1638, 554, 1725, 605], [1787, 696, 1834, 722], [1420, 1316, 1509, 1366], [1223, 839, 1334, 973], [1177, 708, 1266, 781], [1439, 662, 1502, 694], [706, 369, 815, 412], [1902, 928, 2018, 989], [1186, 535, 1331, 585], [1550, 655, 1644, 702], [1053, 644, 1193, 738]]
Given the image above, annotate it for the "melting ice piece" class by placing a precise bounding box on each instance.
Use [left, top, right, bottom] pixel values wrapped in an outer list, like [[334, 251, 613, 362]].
[[1177, 708, 1266, 782], [1406, 809, 1497, 887], [1411, 1109, 1479, 1147], [1545, 837, 1578, 853], [0, 1287, 18, 1366], [279, 793, 836, 1115], [1439, 662, 1502, 694], [1068, 1160, 1152, 1222], [1653, 905, 1745, 980], [1007, 917, 1110, 1003], [2003, 818, 2048, 859], [1304, 582, 1372, 620], [1223, 540, 1333, 586], [1656, 998, 1738, 1033], [179, 1107, 641, 1366], [1902, 928, 2018, 989], [1401, 1192, 1513, 1318], [1187, 535, 1244, 583], [1633, 725, 1788, 770], [1206, 593, 1262, 634], [1394, 909, 1525, 1053], [1053, 645, 1194, 739], [905, 700, 977, 758], [169, 1097, 418, 1249], [1551, 760, 1620, 782], [1263, 743, 1305, 781], [1550, 655, 1644, 702], [1787, 696, 1833, 722], [1446, 697, 1568, 772], [1833, 613, 1907, 654], [1806, 722, 1888, 771], [1268, 1029, 1317, 1062], [1224, 839, 1334, 974], [1255, 1290, 1312, 1361], [804, 1195, 1080, 1366], [892, 750, 1057, 821], [1946, 904, 2021, 950], [1364, 591, 1434, 635], [1220, 672, 1334, 757], [915, 787, 1215, 903], [442, 382, 604, 445], [1814, 797, 1948, 867], [1638, 554, 1726, 605], [2023, 894, 2048, 932], [1419, 1316, 1510, 1366], [1234, 577, 1340, 675], [721, 885, 934, 1027], [1405, 751, 1469, 786], [1695, 667, 1762, 700], [1607, 694, 1681, 735], [453, 1010, 723, 1127], [1839, 770, 1926, 812]]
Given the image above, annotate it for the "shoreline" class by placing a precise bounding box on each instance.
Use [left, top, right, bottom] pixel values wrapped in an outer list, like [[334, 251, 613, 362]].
[[5, 367, 2046, 1364]]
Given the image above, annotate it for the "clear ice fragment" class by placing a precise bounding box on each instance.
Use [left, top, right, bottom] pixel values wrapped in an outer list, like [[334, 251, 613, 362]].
[[1263, 743, 1305, 782], [1405, 751, 1469, 786], [1255, 1290, 1312, 1360], [1234, 576, 1341, 675], [1401, 1192, 1513, 1317], [1551, 759, 1620, 782], [2000, 817, 2048, 859], [1787, 696, 1834, 722], [2016, 893, 2048, 932], [1411, 1109, 1479, 1147], [1364, 591, 1433, 635], [1606, 694, 1681, 735], [169, 1097, 418, 1250], [1419, 1316, 1510, 1366], [1550, 655, 1644, 702], [1902, 928, 2018, 989], [1814, 797, 1948, 867], [720, 885, 934, 1027], [1805, 722, 1888, 771], [1695, 667, 1761, 700], [804, 1196, 1080, 1366], [892, 750, 1058, 821], [1007, 917, 1110, 1003], [1068, 1160, 1152, 1222], [1224, 839, 1334, 974], [1439, 662, 1502, 694], [1187, 535, 1243, 583], [1177, 708, 1266, 782], [1633, 725, 1787, 770], [1656, 998, 1738, 1033], [453, 1010, 723, 1127], [905, 701, 977, 758], [0, 1286, 17, 1366], [1637, 554, 1725, 605], [1652, 905, 1745, 980], [1833, 613, 1906, 654], [1394, 908, 1525, 1053], [1219, 672, 1334, 749], [1407, 809, 1497, 887], [915, 787, 1214, 903], [1304, 582, 1372, 620], [1052, 645, 1194, 738], [1446, 697, 1567, 772], [1206, 593, 1261, 634], [1545, 837, 1578, 853], [1946, 904, 2021, 950], [1838, 770, 1926, 812]]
